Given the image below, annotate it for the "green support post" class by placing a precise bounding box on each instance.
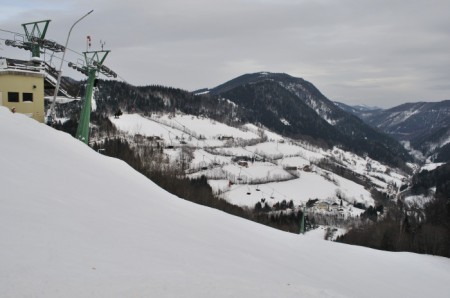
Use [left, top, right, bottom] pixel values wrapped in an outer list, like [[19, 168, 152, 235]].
[[76, 68, 96, 144], [76, 51, 110, 144]]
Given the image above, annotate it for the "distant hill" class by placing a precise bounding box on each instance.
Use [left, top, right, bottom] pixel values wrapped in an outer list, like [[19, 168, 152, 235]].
[[333, 101, 382, 119], [335, 100, 450, 162], [210, 72, 411, 169]]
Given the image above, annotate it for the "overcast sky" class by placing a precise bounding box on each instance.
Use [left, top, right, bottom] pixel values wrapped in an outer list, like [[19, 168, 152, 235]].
[[1, 0, 449, 108]]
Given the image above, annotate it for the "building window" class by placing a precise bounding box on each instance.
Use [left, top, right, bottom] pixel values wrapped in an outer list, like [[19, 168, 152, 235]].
[[23, 92, 33, 102], [8, 92, 19, 102]]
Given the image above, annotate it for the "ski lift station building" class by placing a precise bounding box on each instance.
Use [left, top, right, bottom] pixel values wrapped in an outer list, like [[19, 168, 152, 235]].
[[0, 58, 45, 123]]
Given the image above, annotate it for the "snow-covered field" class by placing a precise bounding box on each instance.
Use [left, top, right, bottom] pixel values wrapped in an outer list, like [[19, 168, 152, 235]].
[[109, 112, 409, 215], [155, 113, 259, 140], [218, 170, 373, 208], [111, 113, 260, 148], [1, 107, 450, 297]]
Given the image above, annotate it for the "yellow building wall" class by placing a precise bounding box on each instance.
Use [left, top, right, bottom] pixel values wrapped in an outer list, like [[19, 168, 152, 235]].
[[0, 71, 45, 123]]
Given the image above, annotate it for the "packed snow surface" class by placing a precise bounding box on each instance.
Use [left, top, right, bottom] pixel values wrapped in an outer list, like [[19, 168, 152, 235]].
[[1, 107, 450, 297], [111, 113, 259, 145]]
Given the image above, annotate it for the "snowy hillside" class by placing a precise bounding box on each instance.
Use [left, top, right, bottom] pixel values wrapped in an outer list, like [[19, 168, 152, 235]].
[[1, 107, 450, 297], [110, 112, 407, 216], [207, 72, 412, 168]]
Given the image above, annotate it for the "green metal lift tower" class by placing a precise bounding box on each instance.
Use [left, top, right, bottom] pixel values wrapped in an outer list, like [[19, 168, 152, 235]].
[[75, 50, 116, 144]]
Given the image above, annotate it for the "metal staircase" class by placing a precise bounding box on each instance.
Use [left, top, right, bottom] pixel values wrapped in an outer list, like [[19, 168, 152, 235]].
[[42, 61, 75, 98]]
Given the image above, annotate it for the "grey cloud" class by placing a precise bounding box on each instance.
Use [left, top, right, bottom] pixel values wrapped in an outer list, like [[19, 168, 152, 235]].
[[1, 0, 449, 107]]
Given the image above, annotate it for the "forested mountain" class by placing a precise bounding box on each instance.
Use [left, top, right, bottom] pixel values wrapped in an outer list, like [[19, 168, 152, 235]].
[[53, 72, 412, 169], [209, 72, 411, 169], [336, 100, 450, 162]]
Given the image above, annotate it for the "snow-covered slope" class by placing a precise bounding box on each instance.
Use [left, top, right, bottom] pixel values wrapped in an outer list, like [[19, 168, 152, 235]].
[[1, 107, 450, 297], [110, 112, 406, 213]]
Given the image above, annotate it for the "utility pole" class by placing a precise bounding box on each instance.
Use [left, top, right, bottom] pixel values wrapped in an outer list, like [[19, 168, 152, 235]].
[[48, 10, 93, 123]]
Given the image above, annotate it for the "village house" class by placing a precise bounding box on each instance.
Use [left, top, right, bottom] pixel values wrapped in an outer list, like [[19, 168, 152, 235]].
[[315, 201, 330, 211]]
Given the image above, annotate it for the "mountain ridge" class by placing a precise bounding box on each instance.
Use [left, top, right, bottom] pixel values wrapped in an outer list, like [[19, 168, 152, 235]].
[[336, 99, 450, 162], [209, 72, 411, 169]]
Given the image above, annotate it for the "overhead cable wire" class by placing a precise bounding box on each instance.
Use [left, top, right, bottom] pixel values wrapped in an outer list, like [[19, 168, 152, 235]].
[[0, 28, 25, 36]]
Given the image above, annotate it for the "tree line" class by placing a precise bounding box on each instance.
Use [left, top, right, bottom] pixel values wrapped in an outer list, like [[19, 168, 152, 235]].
[[92, 133, 309, 234], [337, 163, 450, 258]]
